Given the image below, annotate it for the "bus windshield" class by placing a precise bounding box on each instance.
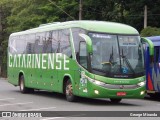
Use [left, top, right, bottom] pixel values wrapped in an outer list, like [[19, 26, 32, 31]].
[[88, 33, 144, 78]]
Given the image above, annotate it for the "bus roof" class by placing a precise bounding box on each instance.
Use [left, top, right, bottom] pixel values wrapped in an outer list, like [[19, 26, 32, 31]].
[[10, 20, 139, 36], [146, 36, 160, 46]]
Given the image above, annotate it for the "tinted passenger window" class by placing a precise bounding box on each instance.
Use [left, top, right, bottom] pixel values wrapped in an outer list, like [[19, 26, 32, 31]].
[[35, 32, 45, 53], [79, 41, 87, 68], [44, 31, 53, 53], [155, 47, 160, 63], [9, 36, 18, 54], [9, 35, 27, 54], [52, 30, 59, 53], [26, 34, 35, 54], [72, 28, 86, 53], [59, 29, 72, 57], [9, 29, 75, 55]]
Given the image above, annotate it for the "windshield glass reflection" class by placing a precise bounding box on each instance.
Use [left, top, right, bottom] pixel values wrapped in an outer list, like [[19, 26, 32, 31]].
[[88, 33, 144, 78]]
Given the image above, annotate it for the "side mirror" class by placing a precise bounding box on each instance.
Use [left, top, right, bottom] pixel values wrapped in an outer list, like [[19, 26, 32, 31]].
[[79, 34, 93, 53], [141, 37, 154, 56], [141, 37, 154, 63]]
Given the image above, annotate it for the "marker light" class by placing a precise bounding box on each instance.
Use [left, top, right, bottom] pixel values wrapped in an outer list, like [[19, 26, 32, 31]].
[[140, 91, 145, 95], [94, 90, 99, 94]]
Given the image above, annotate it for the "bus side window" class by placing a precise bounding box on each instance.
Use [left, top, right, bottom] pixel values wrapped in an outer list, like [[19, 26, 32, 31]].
[[9, 36, 17, 54], [35, 32, 45, 54], [26, 34, 36, 54], [155, 47, 159, 63], [79, 41, 87, 68], [71, 28, 86, 59], [45, 31, 53, 53], [159, 47, 160, 64], [52, 30, 59, 53], [12, 35, 27, 54], [59, 29, 72, 57]]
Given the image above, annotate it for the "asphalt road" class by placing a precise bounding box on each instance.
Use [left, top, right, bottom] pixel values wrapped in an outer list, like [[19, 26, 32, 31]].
[[0, 78, 159, 120]]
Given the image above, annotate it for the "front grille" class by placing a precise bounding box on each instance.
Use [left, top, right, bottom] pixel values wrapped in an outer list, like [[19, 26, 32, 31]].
[[101, 84, 139, 89]]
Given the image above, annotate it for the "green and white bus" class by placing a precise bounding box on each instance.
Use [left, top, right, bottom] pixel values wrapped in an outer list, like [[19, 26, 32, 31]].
[[8, 21, 153, 103]]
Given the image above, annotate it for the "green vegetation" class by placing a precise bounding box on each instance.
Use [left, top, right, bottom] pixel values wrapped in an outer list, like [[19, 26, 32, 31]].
[[1, 0, 160, 77], [141, 27, 160, 37]]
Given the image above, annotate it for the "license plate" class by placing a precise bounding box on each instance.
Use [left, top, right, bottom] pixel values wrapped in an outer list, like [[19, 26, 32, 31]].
[[117, 92, 126, 96]]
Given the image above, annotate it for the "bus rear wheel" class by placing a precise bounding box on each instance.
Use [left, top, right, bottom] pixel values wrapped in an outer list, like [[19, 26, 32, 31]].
[[110, 98, 122, 103], [19, 75, 34, 93], [65, 79, 77, 102]]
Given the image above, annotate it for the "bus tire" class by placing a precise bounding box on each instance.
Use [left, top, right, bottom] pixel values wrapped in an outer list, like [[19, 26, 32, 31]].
[[19, 75, 34, 93], [110, 98, 122, 103], [65, 79, 77, 102]]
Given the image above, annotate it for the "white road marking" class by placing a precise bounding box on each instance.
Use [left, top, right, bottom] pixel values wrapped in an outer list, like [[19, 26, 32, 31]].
[[40, 114, 86, 120], [0, 98, 15, 101], [19, 107, 56, 111], [0, 102, 33, 107], [41, 117, 65, 120]]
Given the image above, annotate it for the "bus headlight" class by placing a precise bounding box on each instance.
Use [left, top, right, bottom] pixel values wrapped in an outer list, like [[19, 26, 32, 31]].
[[137, 81, 146, 87], [94, 80, 105, 86], [87, 77, 105, 86]]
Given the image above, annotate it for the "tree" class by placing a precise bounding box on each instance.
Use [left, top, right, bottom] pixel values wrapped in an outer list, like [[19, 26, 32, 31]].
[[1, 0, 160, 77], [82, 0, 126, 22], [125, 0, 160, 31], [0, 0, 14, 77], [140, 26, 160, 37]]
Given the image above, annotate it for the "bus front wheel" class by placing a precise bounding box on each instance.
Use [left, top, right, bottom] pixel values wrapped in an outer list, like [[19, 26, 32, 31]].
[[110, 98, 122, 103], [65, 79, 77, 102], [19, 75, 34, 93]]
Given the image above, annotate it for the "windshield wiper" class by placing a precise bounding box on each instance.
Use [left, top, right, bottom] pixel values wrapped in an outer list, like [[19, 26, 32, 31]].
[[92, 68, 110, 75], [92, 68, 106, 73], [121, 49, 135, 74], [109, 46, 114, 64]]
